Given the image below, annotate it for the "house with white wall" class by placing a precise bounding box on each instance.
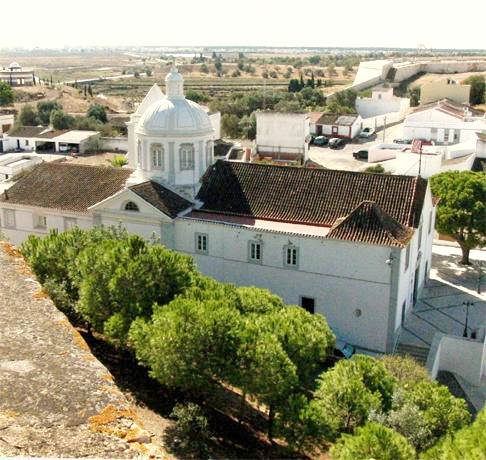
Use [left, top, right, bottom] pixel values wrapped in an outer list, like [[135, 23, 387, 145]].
[[312, 113, 362, 139], [0, 67, 437, 354], [403, 99, 486, 144], [356, 87, 410, 118], [255, 112, 310, 163]]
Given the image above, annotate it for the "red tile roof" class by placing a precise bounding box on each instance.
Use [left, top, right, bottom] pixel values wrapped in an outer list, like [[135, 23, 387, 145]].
[[0, 162, 132, 213], [197, 161, 427, 230], [129, 181, 192, 218], [327, 201, 413, 247]]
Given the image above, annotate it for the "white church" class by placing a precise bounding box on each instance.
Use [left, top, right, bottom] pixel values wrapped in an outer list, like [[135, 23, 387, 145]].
[[0, 67, 436, 353]]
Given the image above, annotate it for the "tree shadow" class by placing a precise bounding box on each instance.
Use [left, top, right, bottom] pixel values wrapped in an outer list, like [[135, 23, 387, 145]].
[[80, 330, 306, 459]]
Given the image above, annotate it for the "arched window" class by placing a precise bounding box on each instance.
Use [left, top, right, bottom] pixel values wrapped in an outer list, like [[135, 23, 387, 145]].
[[151, 143, 164, 169], [124, 201, 139, 212], [205, 140, 213, 167], [137, 140, 142, 165], [179, 143, 195, 170]]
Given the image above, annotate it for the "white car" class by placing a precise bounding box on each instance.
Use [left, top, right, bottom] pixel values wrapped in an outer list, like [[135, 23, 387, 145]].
[[359, 127, 375, 138]]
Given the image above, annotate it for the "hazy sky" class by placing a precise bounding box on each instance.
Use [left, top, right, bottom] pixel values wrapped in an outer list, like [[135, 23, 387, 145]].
[[2, 0, 485, 50]]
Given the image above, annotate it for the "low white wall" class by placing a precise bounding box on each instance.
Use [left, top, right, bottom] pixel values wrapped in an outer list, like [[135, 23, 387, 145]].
[[361, 111, 406, 130], [100, 137, 128, 152], [394, 151, 443, 178], [427, 333, 486, 386], [356, 97, 410, 118], [367, 145, 402, 163]]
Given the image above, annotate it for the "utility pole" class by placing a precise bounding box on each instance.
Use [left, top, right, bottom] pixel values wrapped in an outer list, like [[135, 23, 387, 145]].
[[418, 143, 423, 176]]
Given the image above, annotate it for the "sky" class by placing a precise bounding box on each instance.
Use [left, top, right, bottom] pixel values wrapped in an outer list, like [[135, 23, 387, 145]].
[[2, 0, 485, 50]]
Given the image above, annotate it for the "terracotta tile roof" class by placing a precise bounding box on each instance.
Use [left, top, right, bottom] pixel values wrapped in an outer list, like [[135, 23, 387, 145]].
[[129, 181, 192, 218], [309, 112, 324, 124], [316, 113, 359, 126], [8, 126, 48, 138], [327, 201, 413, 247], [0, 162, 132, 213], [197, 160, 427, 229]]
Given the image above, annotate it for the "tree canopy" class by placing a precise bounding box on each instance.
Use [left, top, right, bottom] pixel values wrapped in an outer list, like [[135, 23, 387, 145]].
[[330, 422, 416, 460], [0, 81, 14, 106], [430, 171, 486, 264], [463, 75, 485, 105], [87, 103, 108, 123]]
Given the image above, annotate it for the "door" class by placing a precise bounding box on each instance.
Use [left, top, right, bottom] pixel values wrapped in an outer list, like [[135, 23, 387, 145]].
[[0, 140, 3, 153], [316, 125, 322, 136], [332, 126, 338, 136], [413, 266, 420, 305]]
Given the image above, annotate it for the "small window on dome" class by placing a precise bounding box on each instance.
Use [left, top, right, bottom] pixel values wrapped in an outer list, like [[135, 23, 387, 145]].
[[205, 140, 213, 168], [151, 143, 164, 170], [137, 140, 142, 166], [124, 201, 139, 212], [180, 143, 195, 170]]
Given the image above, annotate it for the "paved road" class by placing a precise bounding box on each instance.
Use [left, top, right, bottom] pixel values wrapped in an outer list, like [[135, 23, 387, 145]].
[[308, 122, 405, 172]]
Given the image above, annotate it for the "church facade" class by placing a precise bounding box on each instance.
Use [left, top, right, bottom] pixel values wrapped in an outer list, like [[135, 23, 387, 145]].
[[0, 68, 436, 353]]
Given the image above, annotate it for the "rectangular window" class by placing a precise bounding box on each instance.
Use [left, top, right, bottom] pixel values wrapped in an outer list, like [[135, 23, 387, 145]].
[[34, 214, 47, 229], [418, 224, 423, 251], [428, 210, 433, 234], [64, 217, 77, 231], [4, 209, 15, 228], [195, 233, 208, 254], [284, 245, 299, 268], [248, 241, 262, 263], [300, 296, 315, 314], [180, 144, 195, 170], [25, 140, 29, 146], [404, 244, 411, 271]]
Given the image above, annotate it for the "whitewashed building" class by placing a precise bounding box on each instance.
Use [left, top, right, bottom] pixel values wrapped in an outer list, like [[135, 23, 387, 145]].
[[311, 113, 362, 139], [0, 62, 35, 86], [356, 87, 410, 118], [255, 112, 310, 163], [0, 68, 437, 354], [403, 99, 486, 144]]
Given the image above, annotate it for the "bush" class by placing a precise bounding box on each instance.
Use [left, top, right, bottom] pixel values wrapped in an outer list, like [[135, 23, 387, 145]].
[[364, 164, 385, 174], [309, 355, 395, 439], [330, 422, 416, 460], [381, 355, 429, 387], [37, 101, 61, 124], [87, 103, 108, 123], [164, 403, 211, 459], [18, 104, 39, 126], [423, 407, 486, 460], [110, 155, 128, 167], [50, 109, 75, 129], [0, 81, 14, 106]]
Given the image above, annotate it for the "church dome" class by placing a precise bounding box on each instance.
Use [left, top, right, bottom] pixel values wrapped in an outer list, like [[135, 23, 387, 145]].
[[136, 67, 213, 137], [136, 98, 213, 137]]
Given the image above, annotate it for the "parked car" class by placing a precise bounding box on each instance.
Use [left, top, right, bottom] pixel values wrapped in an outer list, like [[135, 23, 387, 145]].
[[359, 127, 375, 138], [353, 150, 368, 160], [393, 138, 412, 144], [329, 138, 345, 149], [328, 339, 356, 364], [313, 136, 329, 146]]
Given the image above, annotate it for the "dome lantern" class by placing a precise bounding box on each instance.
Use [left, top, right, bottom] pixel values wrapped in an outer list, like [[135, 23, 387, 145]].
[[165, 66, 184, 100]]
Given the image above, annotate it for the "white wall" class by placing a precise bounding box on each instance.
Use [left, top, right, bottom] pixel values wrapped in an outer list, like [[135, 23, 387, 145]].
[[0, 205, 92, 246], [256, 112, 310, 160], [173, 217, 401, 352], [428, 333, 486, 386], [394, 151, 443, 178], [101, 137, 128, 152], [356, 94, 410, 118]]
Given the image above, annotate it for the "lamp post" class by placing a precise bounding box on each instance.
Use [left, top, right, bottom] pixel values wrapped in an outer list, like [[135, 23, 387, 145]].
[[462, 301, 474, 338]]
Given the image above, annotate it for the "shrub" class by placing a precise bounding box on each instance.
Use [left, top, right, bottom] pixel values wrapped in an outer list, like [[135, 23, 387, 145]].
[[164, 403, 211, 459], [330, 422, 416, 460], [87, 103, 108, 123], [0, 81, 14, 106], [423, 407, 486, 460], [110, 155, 128, 167], [364, 164, 385, 174], [381, 355, 429, 387], [309, 356, 395, 439]]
